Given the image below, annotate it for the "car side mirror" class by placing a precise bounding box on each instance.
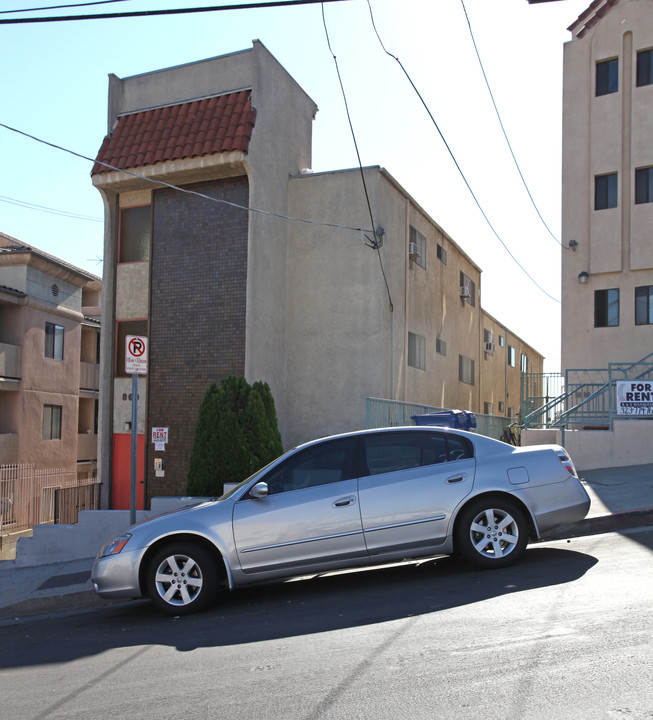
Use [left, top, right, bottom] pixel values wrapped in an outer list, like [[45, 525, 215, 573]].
[[249, 481, 269, 499]]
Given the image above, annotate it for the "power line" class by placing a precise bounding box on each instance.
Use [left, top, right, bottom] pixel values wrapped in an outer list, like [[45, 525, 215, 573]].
[[0, 121, 375, 236], [0, 0, 130, 15], [322, 3, 393, 312], [460, 0, 566, 248], [0, 0, 352, 24], [0, 193, 103, 222], [365, 0, 560, 304]]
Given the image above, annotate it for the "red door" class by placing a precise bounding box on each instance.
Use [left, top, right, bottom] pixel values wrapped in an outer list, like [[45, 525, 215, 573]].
[[111, 433, 146, 510]]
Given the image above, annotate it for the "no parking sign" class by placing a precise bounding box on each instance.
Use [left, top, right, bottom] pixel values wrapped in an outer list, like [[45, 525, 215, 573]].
[[126, 335, 148, 375]]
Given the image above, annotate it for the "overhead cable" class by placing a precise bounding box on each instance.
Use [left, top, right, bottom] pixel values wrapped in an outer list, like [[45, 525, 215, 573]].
[[460, 0, 566, 248], [0, 122, 375, 236], [0, 0, 129, 14], [0, 0, 352, 24], [0, 193, 103, 222], [322, 2, 393, 312], [366, 0, 560, 304]]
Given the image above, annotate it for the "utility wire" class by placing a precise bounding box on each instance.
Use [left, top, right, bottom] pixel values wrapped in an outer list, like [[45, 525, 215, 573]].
[[321, 2, 393, 312], [460, 0, 565, 248], [366, 0, 560, 304], [0, 0, 130, 14], [0, 193, 103, 222], [0, 121, 375, 236], [0, 0, 352, 24]]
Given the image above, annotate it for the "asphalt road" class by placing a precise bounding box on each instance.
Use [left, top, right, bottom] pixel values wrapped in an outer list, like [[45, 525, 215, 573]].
[[1, 529, 652, 720]]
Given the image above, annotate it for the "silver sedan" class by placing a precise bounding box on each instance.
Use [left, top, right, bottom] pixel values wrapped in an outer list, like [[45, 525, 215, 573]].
[[92, 426, 590, 614]]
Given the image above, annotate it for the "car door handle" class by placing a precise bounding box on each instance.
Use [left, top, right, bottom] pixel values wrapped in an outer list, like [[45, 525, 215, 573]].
[[333, 496, 356, 508], [446, 475, 465, 484]]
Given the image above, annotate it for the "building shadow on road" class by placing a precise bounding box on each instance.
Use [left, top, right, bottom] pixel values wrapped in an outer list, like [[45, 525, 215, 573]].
[[0, 545, 599, 668]]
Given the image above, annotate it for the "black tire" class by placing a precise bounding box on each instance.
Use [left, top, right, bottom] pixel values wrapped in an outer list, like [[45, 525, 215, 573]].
[[146, 542, 218, 615], [456, 497, 528, 568]]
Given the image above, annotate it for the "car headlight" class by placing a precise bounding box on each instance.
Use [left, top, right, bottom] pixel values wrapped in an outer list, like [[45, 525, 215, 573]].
[[99, 532, 132, 557]]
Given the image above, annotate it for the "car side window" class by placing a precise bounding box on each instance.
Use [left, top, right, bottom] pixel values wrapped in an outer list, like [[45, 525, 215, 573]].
[[363, 432, 449, 476], [445, 434, 474, 462], [263, 438, 355, 494]]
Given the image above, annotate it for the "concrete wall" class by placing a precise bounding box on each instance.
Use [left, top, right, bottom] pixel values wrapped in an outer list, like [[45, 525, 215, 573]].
[[522, 419, 653, 470]]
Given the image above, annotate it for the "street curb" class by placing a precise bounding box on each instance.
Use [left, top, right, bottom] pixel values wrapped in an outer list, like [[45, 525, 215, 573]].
[[540, 507, 653, 541]]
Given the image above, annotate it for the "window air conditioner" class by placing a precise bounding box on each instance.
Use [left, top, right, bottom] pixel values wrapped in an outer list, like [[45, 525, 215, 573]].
[[459, 286, 471, 298], [484, 342, 496, 353], [409, 242, 421, 259]]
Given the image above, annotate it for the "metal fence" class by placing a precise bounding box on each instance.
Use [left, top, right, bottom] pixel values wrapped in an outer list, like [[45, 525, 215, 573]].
[[0, 464, 101, 533], [365, 397, 512, 441]]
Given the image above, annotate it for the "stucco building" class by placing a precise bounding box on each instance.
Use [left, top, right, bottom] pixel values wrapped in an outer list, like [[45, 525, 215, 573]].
[[558, 0, 653, 466], [92, 42, 542, 507], [0, 232, 101, 477]]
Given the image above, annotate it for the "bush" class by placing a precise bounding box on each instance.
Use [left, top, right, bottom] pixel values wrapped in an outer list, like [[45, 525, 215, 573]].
[[187, 376, 283, 496]]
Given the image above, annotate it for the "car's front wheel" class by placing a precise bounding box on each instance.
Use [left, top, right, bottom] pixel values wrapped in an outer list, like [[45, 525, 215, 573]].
[[456, 498, 528, 568], [146, 542, 218, 615]]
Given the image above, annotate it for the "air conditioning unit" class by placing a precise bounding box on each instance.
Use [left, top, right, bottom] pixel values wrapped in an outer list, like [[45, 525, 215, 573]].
[[459, 286, 471, 298], [484, 342, 496, 354], [409, 242, 421, 260]]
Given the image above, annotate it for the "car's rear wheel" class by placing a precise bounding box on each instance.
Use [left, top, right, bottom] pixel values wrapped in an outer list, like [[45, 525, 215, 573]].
[[146, 542, 218, 615], [456, 498, 528, 568]]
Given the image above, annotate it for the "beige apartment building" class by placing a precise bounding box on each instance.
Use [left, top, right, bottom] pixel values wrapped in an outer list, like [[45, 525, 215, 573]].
[[559, 0, 653, 466], [0, 233, 101, 477], [92, 42, 542, 506]]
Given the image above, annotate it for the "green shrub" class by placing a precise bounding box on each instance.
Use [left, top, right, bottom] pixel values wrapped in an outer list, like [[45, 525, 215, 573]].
[[187, 376, 283, 496]]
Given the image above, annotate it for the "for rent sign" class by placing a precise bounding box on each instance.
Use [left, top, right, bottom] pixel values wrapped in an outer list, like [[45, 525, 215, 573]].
[[616, 381, 653, 415]]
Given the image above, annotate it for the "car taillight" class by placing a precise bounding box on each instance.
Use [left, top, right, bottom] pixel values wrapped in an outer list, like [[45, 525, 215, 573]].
[[555, 449, 577, 477]]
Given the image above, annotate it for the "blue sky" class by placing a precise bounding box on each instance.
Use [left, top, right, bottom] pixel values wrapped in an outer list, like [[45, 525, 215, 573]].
[[0, 0, 590, 371]]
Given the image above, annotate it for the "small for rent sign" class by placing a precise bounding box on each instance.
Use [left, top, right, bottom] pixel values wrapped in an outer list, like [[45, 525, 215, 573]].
[[616, 381, 653, 415]]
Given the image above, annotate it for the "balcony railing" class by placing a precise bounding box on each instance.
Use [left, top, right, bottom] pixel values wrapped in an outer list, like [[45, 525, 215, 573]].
[[0, 342, 21, 379], [79, 361, 99, 391], [77, 432, 98, 462]]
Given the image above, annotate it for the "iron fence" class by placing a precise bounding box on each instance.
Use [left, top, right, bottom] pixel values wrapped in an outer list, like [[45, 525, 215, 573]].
[[365, 398, 512, 441], [0, 464, 100, 533]]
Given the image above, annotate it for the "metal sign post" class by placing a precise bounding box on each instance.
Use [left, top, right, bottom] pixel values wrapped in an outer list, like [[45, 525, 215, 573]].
[[125, 336, 148, 525]]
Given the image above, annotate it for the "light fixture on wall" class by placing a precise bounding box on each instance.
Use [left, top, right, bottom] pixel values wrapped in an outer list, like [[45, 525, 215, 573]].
[[124, 421, 131, 431], [578, 271, 589, 284]]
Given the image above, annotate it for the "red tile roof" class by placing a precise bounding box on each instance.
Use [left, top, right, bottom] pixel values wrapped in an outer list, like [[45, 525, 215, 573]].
[[92, 90, 256, 175]]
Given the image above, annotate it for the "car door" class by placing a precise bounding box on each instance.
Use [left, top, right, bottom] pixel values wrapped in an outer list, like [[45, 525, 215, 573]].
[[232, 436, 367, 576], [358, 430, 475, 559]]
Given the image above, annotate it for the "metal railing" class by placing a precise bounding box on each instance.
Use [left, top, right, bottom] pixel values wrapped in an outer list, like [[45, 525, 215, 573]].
[[521, 352, 653, 431], [0, 464, 101, 533], [365, 397, 512, 441]]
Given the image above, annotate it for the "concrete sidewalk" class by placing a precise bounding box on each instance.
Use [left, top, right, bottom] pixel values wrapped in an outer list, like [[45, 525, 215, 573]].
[[0, 464, 651, 623]]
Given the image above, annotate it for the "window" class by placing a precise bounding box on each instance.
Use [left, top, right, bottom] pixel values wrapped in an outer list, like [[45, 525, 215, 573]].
[[436, 337, 447, 356], [119, 205, 151, 263], [409, 226, 426, 269], [45, 322, 64, 360], [460, 272, 476, 306], [508, 346, 516, 367], [116, 320, 148, 376], [362, 431, 473, 476], [596, 58, 618, 96], [595, 288, 620, 327], [498, 335, 505, 348], [484, 402, 493, 415], [637, 49, 653, 87], [635, 167, 653, 204], [263, 438, 355, 494], [43, 405, 62, 440], [595, 173, 618, 210], [521, 354, 528, 373], [408, 332, 426, 370], [459, 355, 475, 385], [436, 243, 447, 265], [635, 286, 653, 325], [498, 401, 505, 414]]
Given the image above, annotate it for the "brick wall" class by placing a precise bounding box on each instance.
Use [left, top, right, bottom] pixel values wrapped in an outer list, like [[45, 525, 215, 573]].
[[146, 177, 249, 499]]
